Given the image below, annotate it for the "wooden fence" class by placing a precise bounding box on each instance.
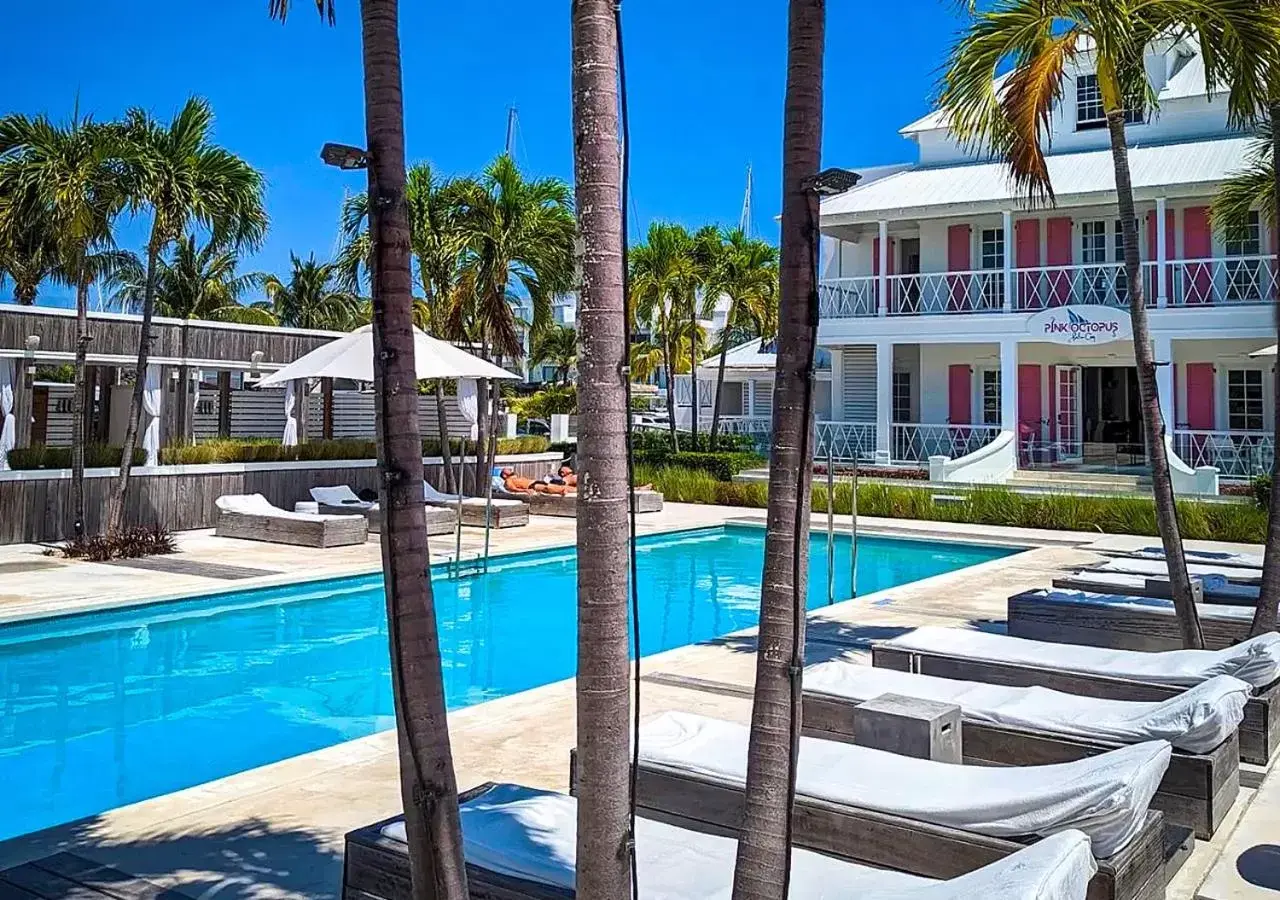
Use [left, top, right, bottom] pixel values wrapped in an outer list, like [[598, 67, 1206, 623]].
[[0, 452, 564, 544]]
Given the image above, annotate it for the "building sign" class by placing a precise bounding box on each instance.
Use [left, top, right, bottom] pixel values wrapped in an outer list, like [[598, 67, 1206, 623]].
[[1026, 306, 1132, 345]]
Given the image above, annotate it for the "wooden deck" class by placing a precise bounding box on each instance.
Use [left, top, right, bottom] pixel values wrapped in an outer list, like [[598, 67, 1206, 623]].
[[0, 853, 187, 900]]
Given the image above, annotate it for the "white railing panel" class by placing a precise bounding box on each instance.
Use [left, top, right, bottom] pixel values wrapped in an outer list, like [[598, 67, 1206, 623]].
[[1167, 256, 1277, 307], [891, 423, 1001, 462], [1173, 429, 1273, 477], [1013, 262, 1130, 310], [886, 270, 1004, 315], [818, 277, 877, 318], [816, 421, 877, 462]]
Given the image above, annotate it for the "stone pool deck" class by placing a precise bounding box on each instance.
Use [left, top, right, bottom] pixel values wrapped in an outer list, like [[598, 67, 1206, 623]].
[[0, 505, 1276, 900]]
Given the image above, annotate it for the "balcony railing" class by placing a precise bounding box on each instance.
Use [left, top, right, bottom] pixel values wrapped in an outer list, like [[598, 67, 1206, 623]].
[[892, 423, 1001, 462], [1173, 429, 1274, 478], [820, 255, 1279, 318], [816, 421, 877, 462]]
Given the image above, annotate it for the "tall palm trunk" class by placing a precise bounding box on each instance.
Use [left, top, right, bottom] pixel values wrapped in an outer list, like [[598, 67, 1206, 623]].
[[435, 381, 456, 494], [1106, 110, 1204, 649], [731, 2, 823, 897], [108, 235, 162, 535], [571, 1, 631, 894], [690, 310, 700, 447], [360, 2, 468, 897], [1253, 101, 1280, 637], [709, 303, 736, 452], [71, 275, 92, 539], [662, 325, 679, 451], [473, 373, 489, 495]]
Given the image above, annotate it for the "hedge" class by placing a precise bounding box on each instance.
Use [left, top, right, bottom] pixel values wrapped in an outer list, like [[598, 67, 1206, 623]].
[[635, 463, 1268, 543], [8, 444, 145, 470], [633, 449, 764, 481], [151, 435, 552, 466]]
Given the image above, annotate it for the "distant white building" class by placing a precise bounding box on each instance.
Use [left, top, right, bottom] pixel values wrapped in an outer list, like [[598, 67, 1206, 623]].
[[678, 33, 1273, 492]]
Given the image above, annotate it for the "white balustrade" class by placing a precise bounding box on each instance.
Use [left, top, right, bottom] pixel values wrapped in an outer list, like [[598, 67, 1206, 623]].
[[1173, 430, 1274, 478], [818, 277, 877, 318], [1166, 256, 1277, 307], [815, 421, 877, 462], [884, 271, 1005, 315], [1012, 262, 1131, 310], [891, 423, 1001, 463]]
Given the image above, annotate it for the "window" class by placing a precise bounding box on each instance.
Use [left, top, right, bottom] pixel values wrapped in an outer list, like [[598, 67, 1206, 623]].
[[716, 382, 744, 417], [982, 369, 1001, 426], [1225, 210, 1263, 301], [892, 371, 912, 424], [1081, 220, 1110, 304], [1225, 211, 1262, 257], [1228, 370, 1264, 431], [979, 227, 1005, 308], [1076, 73, 1144, 130]]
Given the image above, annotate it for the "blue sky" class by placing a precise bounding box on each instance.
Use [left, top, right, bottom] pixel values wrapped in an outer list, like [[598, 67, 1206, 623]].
[[2, 1, 965, 305]]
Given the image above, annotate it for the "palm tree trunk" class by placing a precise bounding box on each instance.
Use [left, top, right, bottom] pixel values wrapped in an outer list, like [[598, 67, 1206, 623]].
[[15, 282, 37, 305], [1106, 110, 1204, 649], [570, 1, 631, 894], [435, 381, 456, 494], [662, 326, 679, 451], [709, 305, 735, 452], [1252, 101, 1280, 637], [731, 2, 823, 897], [108, 236, 161, 536], [690, 310, 700, 448], [360, 2, 468, 897], [71, 275, 92, 540], [484, 357, 503, 482]]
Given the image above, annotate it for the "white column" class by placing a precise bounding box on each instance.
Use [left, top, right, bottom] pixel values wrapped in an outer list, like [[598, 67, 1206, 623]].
[[999, 338, 1018, 430], [746, 379, 756, 418], [876, 341, 893, 462], [877, 220, 889, 317], [1154, 334, 1174, 435], [1155, 197, 1169, 308], [1002, 210, 1014, 312], [830, 347, 845, 420]]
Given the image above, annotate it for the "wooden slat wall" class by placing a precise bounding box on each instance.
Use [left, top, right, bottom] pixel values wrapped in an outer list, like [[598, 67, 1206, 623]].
[[0, 455, 563, 544]]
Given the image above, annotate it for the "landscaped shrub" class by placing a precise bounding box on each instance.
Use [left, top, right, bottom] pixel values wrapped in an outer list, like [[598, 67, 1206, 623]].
[[634, 449, 764, 481], [8, 444, 146, 470], [631, 429, 757, 457], [813, 463, 929, 481], [1251, 474, 1272, 510], [61, 525, 177, 562], [157, 436, 552, 466]]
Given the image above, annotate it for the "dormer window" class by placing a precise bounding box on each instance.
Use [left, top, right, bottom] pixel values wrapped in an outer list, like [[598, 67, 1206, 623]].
[[1076, 73, 1144, 130]]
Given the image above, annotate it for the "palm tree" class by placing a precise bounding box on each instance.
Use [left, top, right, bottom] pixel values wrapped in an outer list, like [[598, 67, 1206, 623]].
[[269, 3, 470, 898], [531, 324, 577, 385], [111, 236, 272, 443], [631, 222, 697, 450], [0, 113, 126, 539], [0, 188, 59, 304], [453, 154, 575, 489], [708, 230, 779, 449], [687, 224, 725, 447], [260, 253, 361, 330], [108, 97, 267, 535], [938, 2, 1276, 648], [571, 0, 631, 895], [731, 3, 825, 898]]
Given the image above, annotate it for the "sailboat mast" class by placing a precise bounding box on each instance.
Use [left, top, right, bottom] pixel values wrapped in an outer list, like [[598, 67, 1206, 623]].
[[738, 163, 753, 235]]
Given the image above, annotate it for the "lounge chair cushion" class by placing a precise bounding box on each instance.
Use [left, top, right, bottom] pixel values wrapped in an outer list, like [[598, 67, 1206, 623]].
[[380, 783, 1097, 899], [806, 661, 1249, 753], [638, 712, 1169, 858], [311, 485, 376, 509], [1060, 571, 1257, 603], [216, 493, 349, 522], [1091, 557, 1261, 586], [422, 481, 461, 504], [882, 625, 1280, 689], [1029, 588, 1255, 622], [1127, 547, 1263, 569]]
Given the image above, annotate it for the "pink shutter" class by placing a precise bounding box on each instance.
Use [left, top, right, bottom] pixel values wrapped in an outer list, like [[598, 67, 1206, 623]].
[[1046, 217, 1072, 306], [1014, 219, 1041, 310], [1185, 363, 1215, 430], [948, 365, 972, 425], [1183, 207, 1213, 304], [1017, 364, 1042, 460], [1173, 364, 1181, 426], [947, 225, 971, 311]]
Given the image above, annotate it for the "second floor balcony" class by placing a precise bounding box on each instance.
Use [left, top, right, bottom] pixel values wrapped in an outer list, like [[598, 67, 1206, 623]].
[[819, 255, 1279, 318]]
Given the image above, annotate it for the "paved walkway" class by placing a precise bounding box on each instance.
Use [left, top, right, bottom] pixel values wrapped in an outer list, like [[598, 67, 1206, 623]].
[[0, 506, 1273, 900]]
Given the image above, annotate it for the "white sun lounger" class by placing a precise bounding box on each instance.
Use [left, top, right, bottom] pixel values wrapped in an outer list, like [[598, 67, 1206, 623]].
[[215, 493, 368, 547], [1054, 570, 1257, 606], [874, 626, 1280, 764], [346, 783, 1098, 900], [804, 662, 1246, 836], [1087, 557, 1262, 587], [1008, 588, 1262, 652], [422, 480, 530, 528], [1115, 546, 1265, 570], [308, 485, 456, 536]]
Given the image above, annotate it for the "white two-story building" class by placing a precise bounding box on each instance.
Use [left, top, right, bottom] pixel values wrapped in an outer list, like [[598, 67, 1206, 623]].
[[693, 34, 1275, 492]]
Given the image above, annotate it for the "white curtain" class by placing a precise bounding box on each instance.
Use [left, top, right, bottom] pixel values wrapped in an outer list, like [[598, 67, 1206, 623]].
[[282, 381, 298, 446], [457, 377, 479, 441], [142, 364, 162, 466], [0, 359, 15, 471]]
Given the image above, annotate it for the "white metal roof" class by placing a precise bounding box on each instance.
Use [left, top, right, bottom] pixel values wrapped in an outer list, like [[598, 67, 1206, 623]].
[[821, 136, 1252, 223]]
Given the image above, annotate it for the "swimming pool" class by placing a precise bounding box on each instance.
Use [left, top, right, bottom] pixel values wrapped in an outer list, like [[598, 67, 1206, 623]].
[[0, 526, 1013, 841]]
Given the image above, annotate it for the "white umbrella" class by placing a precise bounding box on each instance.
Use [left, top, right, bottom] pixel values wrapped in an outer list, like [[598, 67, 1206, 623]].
[[1249, 344, 1277, 358], [257, 325, 517, 386]]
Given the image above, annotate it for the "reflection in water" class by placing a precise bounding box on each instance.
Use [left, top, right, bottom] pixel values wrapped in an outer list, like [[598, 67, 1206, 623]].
[[0, 527, 1010, 841]]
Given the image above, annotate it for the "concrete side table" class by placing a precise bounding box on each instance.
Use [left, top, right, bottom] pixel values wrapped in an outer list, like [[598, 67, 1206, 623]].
[[851, 693, 962, 763]]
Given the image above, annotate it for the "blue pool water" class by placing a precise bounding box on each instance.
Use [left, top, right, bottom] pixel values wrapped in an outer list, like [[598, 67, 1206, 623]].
[[0, 526, 1012, 841]]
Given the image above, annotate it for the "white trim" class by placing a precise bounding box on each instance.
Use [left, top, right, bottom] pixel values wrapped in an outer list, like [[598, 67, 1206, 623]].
[[0, 348, 288, 372], [0, 302, 346, 340]]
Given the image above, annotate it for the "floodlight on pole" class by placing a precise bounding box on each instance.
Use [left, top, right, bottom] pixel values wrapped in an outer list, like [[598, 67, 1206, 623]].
[[320, 142, 370, 170], [805, 167, 861, 196]]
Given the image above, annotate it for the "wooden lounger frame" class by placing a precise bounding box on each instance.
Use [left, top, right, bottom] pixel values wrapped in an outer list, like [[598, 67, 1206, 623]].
[[215, 509, 368, 547], [872, 643, 1280, 766], [803, 689, 1238, 839], [1052, 574, 1255, 608], [491, 488, 663, 517], [1082, 561, 1261, 587], [343, 784, 572, 900], [317, 503, 457, 536], [617, 757, 1176, 900], [1007, 589, 1255, 652], [454, 500, 530, 529]]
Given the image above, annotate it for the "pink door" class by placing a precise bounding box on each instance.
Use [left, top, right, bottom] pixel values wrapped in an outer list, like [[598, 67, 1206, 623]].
[[1046, 217, 1073, 306], [1183, 207, 1213, 304], [947, 224, 971, 311], [948, 365, 972, 425], [1017, 364, 1042, 461], [1185, 363, 1215, 430]]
